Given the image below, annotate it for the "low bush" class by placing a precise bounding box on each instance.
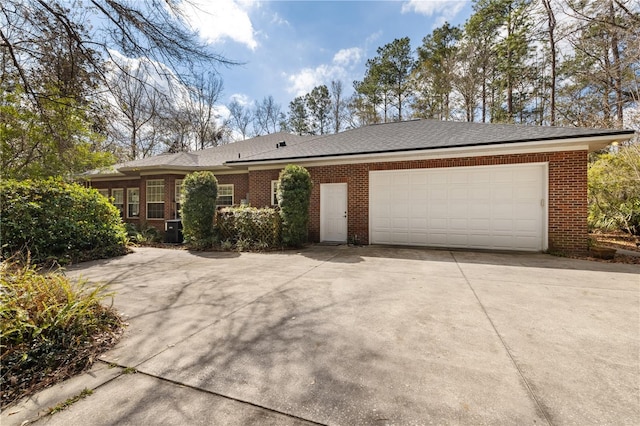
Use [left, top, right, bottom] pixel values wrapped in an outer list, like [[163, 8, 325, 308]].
[[277, 165, 312, 247], [181, 171, 218, 249], [124, 222, 163, 244], [217, 206, 281, 250], [0, 179, 128, 265], [0, 259, 124, 408]]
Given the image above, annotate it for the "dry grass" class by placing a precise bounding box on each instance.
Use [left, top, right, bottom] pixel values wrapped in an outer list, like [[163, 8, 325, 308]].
[[0, 259, 125, 408]]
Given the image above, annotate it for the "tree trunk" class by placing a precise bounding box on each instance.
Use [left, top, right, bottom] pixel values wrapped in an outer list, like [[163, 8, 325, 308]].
[[542, 0, 556, 125], [609, 0, 624, 126]]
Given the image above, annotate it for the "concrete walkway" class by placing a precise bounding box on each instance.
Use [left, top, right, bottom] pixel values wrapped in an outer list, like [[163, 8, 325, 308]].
[[2, 246, 639, 425]]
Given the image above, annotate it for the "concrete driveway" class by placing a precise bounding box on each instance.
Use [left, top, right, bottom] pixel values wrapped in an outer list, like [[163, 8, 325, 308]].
[[4, 246, 639, 425]]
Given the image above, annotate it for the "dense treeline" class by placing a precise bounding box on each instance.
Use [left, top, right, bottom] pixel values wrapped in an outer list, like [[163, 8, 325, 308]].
[[1, 0, 638, 180], [263, 0, 638, 136]]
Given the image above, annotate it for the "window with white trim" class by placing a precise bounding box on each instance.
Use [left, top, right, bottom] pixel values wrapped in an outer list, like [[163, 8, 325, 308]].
[[97, 188, 109, 198], [175, 179, 183, 218], [271, 180, 279, 206], [112, 188, 124, 217], [127, 188, 139, 218], [146, 179, 165, 219], [217, 184, 234, 206]]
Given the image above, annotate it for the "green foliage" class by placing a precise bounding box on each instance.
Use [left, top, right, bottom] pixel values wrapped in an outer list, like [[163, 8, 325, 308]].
[[0, 84, 114, 180], [0, 179, 128, 265], [355, 37, 414, 122], [277, 165, 313, 247], [217, 206, 282, 250], [305, 85, 332, 135], [181, 171, 218, 249], [588, 145, 640, 235], [0, 260, 123, 408], [415, 22, 463, 120], [288, 96, 311, 135], [124, 222, 163, 244]]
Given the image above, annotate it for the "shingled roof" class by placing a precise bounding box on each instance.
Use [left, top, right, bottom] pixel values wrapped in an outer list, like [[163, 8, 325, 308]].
[[84, 132, 316, 177], [84, 120, 634, 177], [227, 119, 634, 164]]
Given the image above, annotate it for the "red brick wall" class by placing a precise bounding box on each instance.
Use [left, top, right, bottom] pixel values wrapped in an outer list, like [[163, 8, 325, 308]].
[[547, 151, 588, 254], [248, 150, 589, 253], [248, 170, 281, 207], [90, 172, 250, 230], [216, 173, 250, 205], [89, 178, 146, 227]]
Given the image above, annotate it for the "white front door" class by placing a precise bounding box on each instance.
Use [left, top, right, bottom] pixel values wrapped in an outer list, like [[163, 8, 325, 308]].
[[320, 183, 348, 242]]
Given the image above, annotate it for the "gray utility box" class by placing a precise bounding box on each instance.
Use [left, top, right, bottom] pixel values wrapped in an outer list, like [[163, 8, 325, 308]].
[[165, 219, 183, 243]]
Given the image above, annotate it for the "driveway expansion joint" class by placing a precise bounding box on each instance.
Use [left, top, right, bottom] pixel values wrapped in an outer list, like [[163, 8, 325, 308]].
[[106, 362, 327, 426], [450, 251, 555, 426]]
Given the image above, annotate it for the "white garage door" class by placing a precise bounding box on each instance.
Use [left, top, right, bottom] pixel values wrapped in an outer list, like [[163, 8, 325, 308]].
[[369, 164, 546, 251]]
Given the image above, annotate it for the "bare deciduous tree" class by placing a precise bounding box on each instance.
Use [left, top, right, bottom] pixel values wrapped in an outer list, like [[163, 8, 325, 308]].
[[253, 96, 283, 135], [227, 99, 253, 140]]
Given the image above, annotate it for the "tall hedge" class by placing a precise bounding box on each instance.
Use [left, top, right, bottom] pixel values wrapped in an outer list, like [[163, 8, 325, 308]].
[[0, 179, 128, 264], [277, 164, 312, 247], [217, 206, 281, 250], [181, 171, 218, 248]]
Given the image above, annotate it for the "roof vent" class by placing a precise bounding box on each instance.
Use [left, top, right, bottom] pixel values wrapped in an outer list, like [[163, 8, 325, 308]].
[[238, 153, 240, 158], [278, 141, 286, 148]]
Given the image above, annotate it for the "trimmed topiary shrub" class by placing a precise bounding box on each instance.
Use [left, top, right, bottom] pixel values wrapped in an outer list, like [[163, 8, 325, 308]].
[[216, 206, 281, 250], [181, 171, 218, 249], [277, 164, 312, 247], [0, 179, 128, 265]]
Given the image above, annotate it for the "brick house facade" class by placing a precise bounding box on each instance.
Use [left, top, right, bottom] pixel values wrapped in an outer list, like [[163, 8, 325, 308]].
[[243, 150, 587, 253], [85, 122, 633, 254]]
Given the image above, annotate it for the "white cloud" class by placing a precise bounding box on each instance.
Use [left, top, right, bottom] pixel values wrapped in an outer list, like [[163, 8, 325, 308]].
[[270, 12, 290, 26], [333, 47, 363, 67], [229, 93, 253, 106], [285, 47, 364, 97], [401, 0, 466, 22], [179, 0, 258, 50]]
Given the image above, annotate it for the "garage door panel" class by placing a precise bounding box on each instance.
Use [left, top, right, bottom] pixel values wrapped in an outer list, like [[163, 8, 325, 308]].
[[430, 218, 447, 230], [410, 217, 428, 228], [492, 184, 514, 200], [429, 188, 447, 200], [450, 187, 468, 200], [410, 233, 429, 245], [449, 218, 468, 230], [450, 172, 468, 184], [470, 218, 491, 229], [424, 234, 442, 246], [468, 170, 491, 183], [448, 234, 469, 246], [515, 219, 539, 232], [370, 164, 545, 251]]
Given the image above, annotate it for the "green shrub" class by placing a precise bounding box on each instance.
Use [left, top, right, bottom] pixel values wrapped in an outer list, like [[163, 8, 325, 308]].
[[0, 260, 124, 408], [0, 179, 128, 265], [588, 145, 640, 235], [216, 206, 281, 250], [124, 222, 163, 244], [277, 165, 312, 247], [181, 171, 218, 249]]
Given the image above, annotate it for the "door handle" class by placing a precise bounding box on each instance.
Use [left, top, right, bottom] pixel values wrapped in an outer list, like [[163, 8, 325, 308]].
[[344, 211, 347, 218]]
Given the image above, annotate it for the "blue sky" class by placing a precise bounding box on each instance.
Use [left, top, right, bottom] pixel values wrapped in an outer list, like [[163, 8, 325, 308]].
[[180, 1, 474, 111]]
